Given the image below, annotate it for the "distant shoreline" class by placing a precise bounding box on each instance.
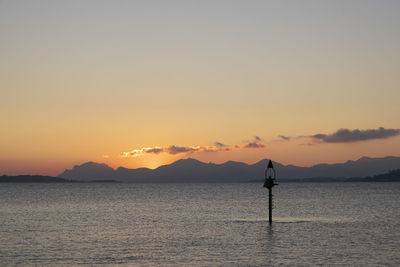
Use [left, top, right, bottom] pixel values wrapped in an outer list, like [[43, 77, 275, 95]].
[[0, 175, 119, 183], [249, 178, 400, 183], [1, 173, 399, 183]]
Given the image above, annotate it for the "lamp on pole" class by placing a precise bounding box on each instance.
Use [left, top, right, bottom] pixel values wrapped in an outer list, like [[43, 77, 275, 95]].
[[263, 160, 278, 224]]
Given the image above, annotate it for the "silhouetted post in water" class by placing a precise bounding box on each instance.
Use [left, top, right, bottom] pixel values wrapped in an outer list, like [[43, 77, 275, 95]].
[[264, 160, 278, 224]]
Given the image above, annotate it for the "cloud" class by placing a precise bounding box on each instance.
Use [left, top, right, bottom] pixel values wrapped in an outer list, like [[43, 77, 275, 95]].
[[166, 145, 199, 155], [214, 141, 227, 148], [243, 136, 265, 149], [203, 146, 231, 152], [311, 127, 400, 143], [244, 142, 265, 148], [120, 146, 165, 157], [278, 135, 291, 141], [120, 144, 232, 157], [145, 147, 164, 154]]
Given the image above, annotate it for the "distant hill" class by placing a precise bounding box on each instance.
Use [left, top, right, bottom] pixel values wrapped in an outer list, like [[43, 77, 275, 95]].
[[0, 175, 70, 183], [59, 162, 115, 180], [58, 156, 400, 183], [0, 175, 119, 183], [356, 169, 400, 182], [277, 169, 400, 183]]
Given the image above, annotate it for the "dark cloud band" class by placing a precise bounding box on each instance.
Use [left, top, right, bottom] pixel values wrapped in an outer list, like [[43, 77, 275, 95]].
[[311, 127, 400, 143]]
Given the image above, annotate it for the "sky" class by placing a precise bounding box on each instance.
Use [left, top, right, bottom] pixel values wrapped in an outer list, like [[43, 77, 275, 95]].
[[1, 0, 400, 176]]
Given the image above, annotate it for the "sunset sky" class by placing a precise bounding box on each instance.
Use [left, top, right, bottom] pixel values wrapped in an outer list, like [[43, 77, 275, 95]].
[[1, 1, 400, 176]]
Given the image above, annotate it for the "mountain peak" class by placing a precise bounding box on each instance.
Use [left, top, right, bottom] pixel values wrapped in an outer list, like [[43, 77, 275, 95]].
[[168, 158, 204, 167], [75, 161, 114, 170], [253, 159, 269, 166], [356, 156, 372, 162], [59, 161, 114, 180]]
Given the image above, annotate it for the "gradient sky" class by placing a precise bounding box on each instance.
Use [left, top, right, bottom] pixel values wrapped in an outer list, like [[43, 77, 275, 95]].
[[1, 0, 400, 175]]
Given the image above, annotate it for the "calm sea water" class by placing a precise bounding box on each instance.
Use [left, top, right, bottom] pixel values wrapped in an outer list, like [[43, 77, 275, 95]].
[[0, 183, 399, 266]]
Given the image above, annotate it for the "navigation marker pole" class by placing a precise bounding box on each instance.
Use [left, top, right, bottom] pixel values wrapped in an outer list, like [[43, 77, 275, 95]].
[[263, 160, 278, 224]]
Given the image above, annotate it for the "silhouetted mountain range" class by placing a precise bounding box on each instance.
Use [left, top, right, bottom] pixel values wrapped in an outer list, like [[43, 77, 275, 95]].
[[58, 156, 400, 183]]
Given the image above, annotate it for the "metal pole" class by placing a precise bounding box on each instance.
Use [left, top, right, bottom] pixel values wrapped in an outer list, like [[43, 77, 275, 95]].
[[264, 160, 277, 225], [268, 187, 272, 224]]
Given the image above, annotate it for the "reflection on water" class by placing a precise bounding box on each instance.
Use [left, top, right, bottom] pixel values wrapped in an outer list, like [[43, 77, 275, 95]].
[[0, 182, 399, 266], [229, 217, 350, 223]]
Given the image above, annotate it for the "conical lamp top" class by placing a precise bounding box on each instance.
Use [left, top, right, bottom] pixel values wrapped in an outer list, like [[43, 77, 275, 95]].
[[267, 160, 274, 169]]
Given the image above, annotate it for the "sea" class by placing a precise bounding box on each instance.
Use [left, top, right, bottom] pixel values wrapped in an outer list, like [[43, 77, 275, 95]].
[[0, 182, 399, 266]]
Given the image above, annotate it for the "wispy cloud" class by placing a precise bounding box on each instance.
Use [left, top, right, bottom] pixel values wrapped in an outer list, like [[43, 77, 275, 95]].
[[243, 136, 265, 149], [121, 144, 232, 157], [244, 142, 265, 148], [214, 141, 227, 148], [311, 127, 400, 143], [120, 136, 265, 157], [120, 147, 165, 157], [277, 135, 291, 141], [166, 146, 199, 155]]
